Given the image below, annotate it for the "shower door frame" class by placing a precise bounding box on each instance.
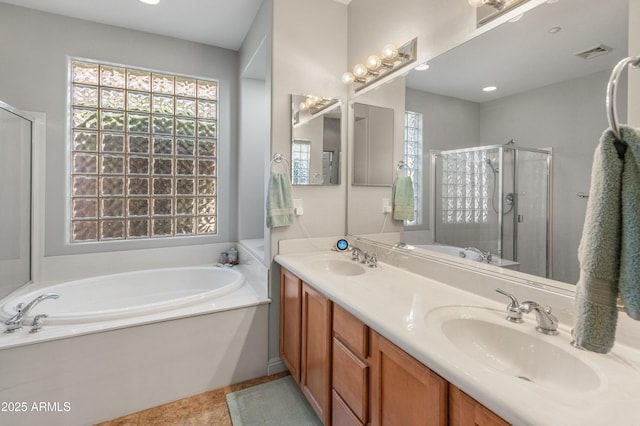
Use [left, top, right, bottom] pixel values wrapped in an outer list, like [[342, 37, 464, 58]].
[[0, 100, 35, 294], [431, 144, 553, 278]]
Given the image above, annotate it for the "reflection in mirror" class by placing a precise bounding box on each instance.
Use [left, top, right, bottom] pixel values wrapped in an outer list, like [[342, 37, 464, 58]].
[[347, 0, 630, 286], [352, 102, 394, 186], [291, 94, 341, 185], [432, 144, 551, 277]]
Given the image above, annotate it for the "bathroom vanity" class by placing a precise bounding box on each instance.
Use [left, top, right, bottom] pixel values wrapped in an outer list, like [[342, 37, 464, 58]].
[[280, 265, 505, 425], [275, 238, 640, 426]]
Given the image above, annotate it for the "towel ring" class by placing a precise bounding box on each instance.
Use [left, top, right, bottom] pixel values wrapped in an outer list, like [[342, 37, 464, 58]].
[[270, 153, 290, 173], [396, 160, 413, 176], [606, 56, 640, 141]]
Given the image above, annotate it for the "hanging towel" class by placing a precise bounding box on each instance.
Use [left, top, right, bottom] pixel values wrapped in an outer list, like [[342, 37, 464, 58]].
[[573, 125, 640, 353], [266, 172, 294, 228], [619, 125, 640, 319], [392, 176, 415, 221]]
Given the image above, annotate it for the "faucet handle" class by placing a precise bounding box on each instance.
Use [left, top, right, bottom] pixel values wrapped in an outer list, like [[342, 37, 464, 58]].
[[30, 314, 48, 334], [495, 288, 523, 323]]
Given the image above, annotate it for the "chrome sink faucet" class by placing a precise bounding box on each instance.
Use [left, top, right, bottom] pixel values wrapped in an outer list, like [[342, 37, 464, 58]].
[[495, 289, 558, 335], [348, 246, 368, 263], [4, 293, 60, 333], [520, 301, 559, 335]]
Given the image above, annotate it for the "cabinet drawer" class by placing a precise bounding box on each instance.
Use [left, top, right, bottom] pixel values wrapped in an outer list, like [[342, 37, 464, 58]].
[[333, 304, 368, 359], [333, 337, 369, 423], [332, 390, 365, 426]]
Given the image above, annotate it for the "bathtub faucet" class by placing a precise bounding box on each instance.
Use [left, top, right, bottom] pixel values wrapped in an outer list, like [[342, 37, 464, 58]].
[[462, 247, 492, 263], [4, 293, 60, 333]]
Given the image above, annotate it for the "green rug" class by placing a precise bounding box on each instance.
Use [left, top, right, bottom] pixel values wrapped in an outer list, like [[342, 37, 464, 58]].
[[226, 376, 322, 425]]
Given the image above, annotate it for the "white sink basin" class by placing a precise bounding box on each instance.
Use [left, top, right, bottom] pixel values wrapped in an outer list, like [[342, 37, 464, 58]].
[[426, 306, 601, 392], [311, 259, 367, 276]]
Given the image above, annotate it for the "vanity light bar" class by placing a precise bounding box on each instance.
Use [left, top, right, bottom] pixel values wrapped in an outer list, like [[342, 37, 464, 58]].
[[342, 38, 417, 92]]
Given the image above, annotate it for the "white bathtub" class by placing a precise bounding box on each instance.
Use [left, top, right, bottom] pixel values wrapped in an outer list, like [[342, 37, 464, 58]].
[[0, 255, 270, 426], [0, 266, 244, 325], [414, 244, 520, 269]]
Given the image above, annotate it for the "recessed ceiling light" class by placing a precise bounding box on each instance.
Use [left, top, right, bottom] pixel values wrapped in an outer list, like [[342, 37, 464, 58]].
[[483, 86, 497, 92], [548, 26, 562, 34], [139, 0, 160, 5], [415, 62, 430, 71]]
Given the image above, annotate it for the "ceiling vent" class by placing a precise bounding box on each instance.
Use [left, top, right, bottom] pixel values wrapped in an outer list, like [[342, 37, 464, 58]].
[[574, 44, 613, 60]]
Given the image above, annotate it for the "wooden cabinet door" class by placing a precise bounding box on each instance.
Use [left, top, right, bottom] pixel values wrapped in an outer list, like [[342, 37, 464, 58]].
[[301, 282, 332, 424], [280, 268, 302, 382], [370, 331, 448, 426], [449, 384, 510, 426]]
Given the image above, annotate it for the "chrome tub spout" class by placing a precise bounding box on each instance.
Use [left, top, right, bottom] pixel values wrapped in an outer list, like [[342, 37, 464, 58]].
[[4, 293, 60, 333]]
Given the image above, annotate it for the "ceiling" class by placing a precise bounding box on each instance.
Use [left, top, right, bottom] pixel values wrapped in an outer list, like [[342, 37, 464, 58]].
[[2, 0, 352, 50], [406, 0, 628, 102], [1, 0, 265, 50]]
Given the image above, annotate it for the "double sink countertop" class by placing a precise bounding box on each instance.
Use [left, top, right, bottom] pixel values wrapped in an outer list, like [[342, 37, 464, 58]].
[[275, 249, 640, 426]]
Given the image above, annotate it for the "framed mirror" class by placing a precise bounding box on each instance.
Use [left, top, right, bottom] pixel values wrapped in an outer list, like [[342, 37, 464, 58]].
[[291, 94, 342, 185], [347, 0, 630, 285], [352, 102, 394, 186]]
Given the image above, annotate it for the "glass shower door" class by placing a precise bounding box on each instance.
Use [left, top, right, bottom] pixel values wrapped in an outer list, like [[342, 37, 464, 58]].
[[0, 103, 32, 296], [513, 149, 550, 277]]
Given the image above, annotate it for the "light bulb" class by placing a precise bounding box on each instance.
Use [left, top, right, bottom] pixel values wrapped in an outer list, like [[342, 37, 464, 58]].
[[305, 97, 317, 109], [342, 72, 355, 84], [381, 44, 398, 61], [353, 64, 368, 78], [367, 55, 382, 70], [468, 0, 485, 7]]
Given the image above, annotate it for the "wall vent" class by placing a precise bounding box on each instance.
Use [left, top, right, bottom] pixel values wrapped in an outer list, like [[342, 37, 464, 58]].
[[574, 44, 613, 60]]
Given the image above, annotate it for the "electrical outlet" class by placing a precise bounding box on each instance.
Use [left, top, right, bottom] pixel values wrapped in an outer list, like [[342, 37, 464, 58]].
[[382, 198, 392, 213]]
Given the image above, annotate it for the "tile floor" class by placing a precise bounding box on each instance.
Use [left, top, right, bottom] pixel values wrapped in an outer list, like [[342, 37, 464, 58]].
[[95, 371, 290, 426]]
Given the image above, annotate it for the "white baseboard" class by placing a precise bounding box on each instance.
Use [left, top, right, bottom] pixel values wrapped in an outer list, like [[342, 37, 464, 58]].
[[267, 357, 287, 375]]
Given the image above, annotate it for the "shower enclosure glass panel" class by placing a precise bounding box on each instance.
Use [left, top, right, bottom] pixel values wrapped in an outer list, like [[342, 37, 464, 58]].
[[0, 102, 32, 296], [433, 144, 551, 277]]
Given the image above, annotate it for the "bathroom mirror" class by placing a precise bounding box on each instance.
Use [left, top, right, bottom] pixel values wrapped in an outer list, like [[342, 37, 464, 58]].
[[291, 94, 342, 185], [347, 0, 630, 285], [352, 103, 395, 186]]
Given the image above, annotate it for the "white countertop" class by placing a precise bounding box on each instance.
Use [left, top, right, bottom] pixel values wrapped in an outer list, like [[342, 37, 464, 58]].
[[275, 250, 640, 426]]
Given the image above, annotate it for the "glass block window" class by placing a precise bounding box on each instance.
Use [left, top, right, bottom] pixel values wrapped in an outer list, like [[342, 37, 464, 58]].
[[404, 111, 423, 226], [440, 150, 489, 224], [70, 60, 218, 242], [292, 140, 311, 185]]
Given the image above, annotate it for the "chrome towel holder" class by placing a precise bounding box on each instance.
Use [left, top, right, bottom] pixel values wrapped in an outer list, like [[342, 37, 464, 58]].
[[606, 55, 640, 141]]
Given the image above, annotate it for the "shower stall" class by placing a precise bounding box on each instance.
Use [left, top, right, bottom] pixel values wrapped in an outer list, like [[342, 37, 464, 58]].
[[0, 101, 33, 298], [432, 144, 552, 277]]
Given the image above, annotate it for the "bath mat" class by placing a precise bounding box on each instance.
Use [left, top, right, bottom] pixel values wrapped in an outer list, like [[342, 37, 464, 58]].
[[226, 375, 322, 426]]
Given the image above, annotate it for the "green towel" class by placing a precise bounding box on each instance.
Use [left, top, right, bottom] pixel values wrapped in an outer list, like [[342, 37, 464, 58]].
[[619, 126, 640, 319], [574, 125, 640, 353], [393, 176, 415, 221], [574, 128, 623, 354], [266, 172, 294, 228]]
